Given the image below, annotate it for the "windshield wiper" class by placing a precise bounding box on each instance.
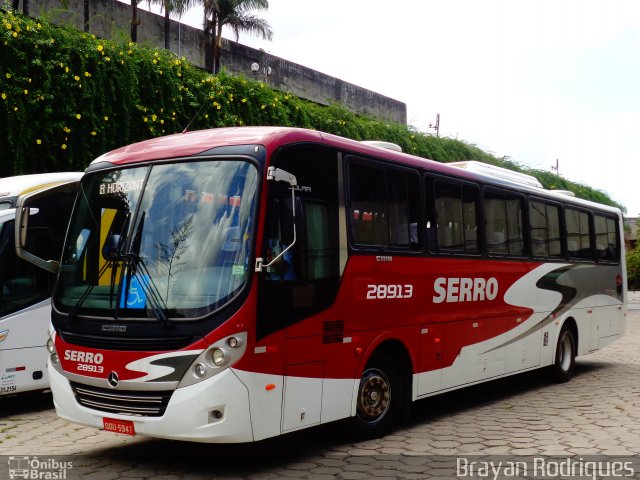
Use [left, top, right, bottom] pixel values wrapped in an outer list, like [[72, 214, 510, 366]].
[[68, 252, 120, 323], [68, 212, 130, 323]]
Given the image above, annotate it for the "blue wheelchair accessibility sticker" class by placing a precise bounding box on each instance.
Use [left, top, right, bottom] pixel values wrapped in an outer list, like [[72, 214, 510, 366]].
[[119, 275, 148, 309]]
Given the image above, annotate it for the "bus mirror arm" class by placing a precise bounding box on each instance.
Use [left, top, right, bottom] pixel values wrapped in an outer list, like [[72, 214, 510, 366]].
[[15, 206, 60, 274], [266, 166, 297, 187], [255, 167, 298, 273]]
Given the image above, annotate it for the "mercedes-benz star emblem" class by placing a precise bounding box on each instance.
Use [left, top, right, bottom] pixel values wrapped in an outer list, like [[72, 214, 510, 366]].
[[108, 371, 119, 388]]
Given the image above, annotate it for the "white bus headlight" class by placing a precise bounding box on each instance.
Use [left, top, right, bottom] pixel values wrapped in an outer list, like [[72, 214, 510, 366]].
[[193, 363, 207, 378], [46, 337, 55, 353], [177, 332, 247, 389], [210, 348, 226, 366], [50, 353, 59, 365]]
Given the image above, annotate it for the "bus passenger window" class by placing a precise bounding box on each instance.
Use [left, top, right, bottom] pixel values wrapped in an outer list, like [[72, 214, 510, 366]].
[[530, 201, 562, 258], [484, 190, 524, 256], [565, 208, 592, 260], [348, 162, 420, 249], [430, 180, 479, 254], [594, 214, 618, 261], [349, 164, 387, 246]]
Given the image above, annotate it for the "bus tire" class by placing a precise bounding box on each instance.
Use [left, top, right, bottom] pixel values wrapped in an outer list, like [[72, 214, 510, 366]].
[[353, 353, 404, 437], [550, 326, 576, 383]]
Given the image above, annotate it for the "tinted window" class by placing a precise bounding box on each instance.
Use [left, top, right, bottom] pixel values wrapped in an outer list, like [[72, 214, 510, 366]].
[[484, 190, 525, 256], [349, 162, 420, 249], [594, 214, 618, 262], [349, 164, 387, 246], [432, 180, 479, 253], [529, 201, 562, 258], [565, 208, 592, 259], [0, 219, 43, 316]]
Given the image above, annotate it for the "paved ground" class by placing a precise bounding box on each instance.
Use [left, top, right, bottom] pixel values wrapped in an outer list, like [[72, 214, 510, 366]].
[[1, 295, 640, 479]]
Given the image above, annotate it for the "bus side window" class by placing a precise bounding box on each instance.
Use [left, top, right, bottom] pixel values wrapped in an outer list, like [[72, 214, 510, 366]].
[[594, 214, 618, 262], [349, 162, 420, 249], [265, 197, 297, 281], [530, 201, 562, 259], [484, 190, 524, 257], [565, 208, 592, 260], [0, 221, 47, 316]]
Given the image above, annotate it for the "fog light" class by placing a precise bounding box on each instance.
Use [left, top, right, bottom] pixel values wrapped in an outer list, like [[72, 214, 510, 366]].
[[210, 348, 225, 366], [46, 337, 55, 353], [227, 337, 239, 348], [50, 353, 59, 365], [194, 363, 206, 378]]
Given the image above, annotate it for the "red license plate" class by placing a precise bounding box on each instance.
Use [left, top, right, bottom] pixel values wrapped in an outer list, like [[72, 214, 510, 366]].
[[103, 417, 135, 436]]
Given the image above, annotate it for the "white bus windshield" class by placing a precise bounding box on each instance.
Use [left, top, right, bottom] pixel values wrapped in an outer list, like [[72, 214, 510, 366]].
[[54, 160, 258, 320]]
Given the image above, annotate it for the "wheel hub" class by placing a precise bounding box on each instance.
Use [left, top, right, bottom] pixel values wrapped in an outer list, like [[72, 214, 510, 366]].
[[357, 369, 391, 422]]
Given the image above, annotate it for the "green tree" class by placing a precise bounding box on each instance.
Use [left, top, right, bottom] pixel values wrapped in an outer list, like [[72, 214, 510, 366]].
[[203, 0, 273, 74], [627, 245, 640, 290]]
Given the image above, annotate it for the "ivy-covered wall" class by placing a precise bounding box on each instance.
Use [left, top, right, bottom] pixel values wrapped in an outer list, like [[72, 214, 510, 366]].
[[0, 9, 622, 210]]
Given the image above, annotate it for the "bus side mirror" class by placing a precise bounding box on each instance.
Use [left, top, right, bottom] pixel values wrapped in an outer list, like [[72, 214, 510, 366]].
[[255, 167, 298, 273], [16, 205, 60, 274], [15, 180, 80, 274], [102, 234, 123, 260]]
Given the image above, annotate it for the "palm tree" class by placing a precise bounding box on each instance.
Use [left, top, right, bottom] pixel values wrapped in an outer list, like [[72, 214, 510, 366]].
[[148, 0, 199, 50], [130, 0, 144, 42], [203, 0, 273, 74], [83, 0, 89, 32], [11, 0, 28, 15]]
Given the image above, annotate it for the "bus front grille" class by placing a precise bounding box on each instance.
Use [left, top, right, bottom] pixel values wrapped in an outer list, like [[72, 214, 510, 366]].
[[59, 331, 196, 351], [71, 383, 173, 417]]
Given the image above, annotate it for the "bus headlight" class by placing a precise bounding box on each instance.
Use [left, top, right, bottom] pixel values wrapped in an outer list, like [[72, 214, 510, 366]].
[[210, 348, 226, 367], [193, 363, 207, 378], [178, 332, 247, 389], [46, 337, 55, 354], [50, 353, 59, 365]]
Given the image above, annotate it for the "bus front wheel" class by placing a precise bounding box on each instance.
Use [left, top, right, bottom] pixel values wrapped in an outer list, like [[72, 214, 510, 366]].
[[550, 326, 576, 383], [353, 353, 404, 436]]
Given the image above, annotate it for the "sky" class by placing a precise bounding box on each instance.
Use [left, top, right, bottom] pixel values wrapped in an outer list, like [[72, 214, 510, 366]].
[[134, 0, 640, 215]]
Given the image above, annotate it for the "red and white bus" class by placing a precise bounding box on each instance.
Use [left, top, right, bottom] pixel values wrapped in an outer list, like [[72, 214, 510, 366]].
[[17, 127, 626, 442]]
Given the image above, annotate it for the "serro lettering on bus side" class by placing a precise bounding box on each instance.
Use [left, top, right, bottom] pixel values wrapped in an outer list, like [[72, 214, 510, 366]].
[[432, 277, 498, 303]]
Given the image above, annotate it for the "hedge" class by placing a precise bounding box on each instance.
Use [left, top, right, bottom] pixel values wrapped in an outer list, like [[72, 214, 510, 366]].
[[0, 9, 622, 210]]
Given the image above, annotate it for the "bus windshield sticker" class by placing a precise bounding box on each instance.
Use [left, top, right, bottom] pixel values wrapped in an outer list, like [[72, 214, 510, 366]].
[[119, 275, 148, 309], [232, 265, 245, 276]]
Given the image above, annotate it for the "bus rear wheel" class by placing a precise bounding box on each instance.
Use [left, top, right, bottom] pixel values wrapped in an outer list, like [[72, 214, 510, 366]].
[[353, 353, 404, 436], [550, 326, 576, 383]]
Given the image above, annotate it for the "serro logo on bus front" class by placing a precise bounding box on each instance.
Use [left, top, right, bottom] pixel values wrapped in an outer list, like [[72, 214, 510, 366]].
[[63, 349, 104, 364]]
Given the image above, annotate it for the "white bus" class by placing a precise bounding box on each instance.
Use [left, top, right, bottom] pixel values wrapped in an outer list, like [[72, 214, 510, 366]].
[[0, 173, 81, 396]]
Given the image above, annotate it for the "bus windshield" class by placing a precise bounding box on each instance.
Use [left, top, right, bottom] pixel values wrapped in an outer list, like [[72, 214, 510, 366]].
[[54, 160, 259, 320]]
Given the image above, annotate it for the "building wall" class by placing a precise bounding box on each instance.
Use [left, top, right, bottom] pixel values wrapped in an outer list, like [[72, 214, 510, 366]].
[[17, 0, 407, 124]]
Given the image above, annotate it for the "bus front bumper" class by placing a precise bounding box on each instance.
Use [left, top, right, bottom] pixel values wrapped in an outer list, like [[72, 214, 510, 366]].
[[49, 363, 254, 443]]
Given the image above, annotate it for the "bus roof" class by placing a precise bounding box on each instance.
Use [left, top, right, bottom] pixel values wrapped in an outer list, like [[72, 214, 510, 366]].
[[0, 172, 83, 200], [90, 127, 620, 215]]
